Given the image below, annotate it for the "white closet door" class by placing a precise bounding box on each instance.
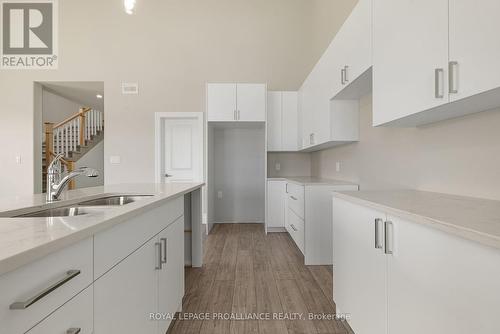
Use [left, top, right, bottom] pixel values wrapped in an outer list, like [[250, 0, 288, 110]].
[[281, 91, 298, 151], [236, 84, 266, 121], [372, 0, 449, 126], [267, 91, 282, 151], [449, 0, 500, 102], [207, 83, 237, 121]]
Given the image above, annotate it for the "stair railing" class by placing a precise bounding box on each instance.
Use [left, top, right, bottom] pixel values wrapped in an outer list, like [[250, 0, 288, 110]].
[[44, 107, 104, 164]]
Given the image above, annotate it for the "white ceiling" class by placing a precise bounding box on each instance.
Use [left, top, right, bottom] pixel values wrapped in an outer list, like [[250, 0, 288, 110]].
[[40, 81, 104, 111]]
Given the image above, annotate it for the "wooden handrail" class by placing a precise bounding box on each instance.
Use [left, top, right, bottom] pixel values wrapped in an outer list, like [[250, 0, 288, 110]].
[[54, 107, 91, 129]]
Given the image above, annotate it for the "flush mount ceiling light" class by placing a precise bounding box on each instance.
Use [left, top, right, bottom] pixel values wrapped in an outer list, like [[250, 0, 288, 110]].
[[124, 0, 136, 15], [96, 94, 103, 99]]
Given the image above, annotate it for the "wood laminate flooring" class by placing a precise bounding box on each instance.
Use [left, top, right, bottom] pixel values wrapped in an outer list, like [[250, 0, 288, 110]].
[[167, 224, 354, 334]]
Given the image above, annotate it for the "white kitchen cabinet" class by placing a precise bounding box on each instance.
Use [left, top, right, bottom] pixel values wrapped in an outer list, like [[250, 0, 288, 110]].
[[372, 0, 449, 126], [157, 217, 185, 334], [267, 92, 282, 151], [332, 0, 372, 96], [332, 198, 387, 334], [267, 91, 299, 151], [281, 92, 299, 151], [237, 84, 266, 121], [26, 286, 93, 334], [207, 83, 237, 121], [280, 180, 358, 264], [332, 197, 500, 334], [207, 83, 266, 121], [266, 180, 286, 230], [94, 235, 158, 334], [386, 215, 500, 334], [448, 0, 500, 102]]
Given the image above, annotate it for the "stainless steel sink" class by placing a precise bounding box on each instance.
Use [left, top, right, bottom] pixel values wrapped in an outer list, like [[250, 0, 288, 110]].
[[17, 206, 113, 218], [77, 195, 153, 206]]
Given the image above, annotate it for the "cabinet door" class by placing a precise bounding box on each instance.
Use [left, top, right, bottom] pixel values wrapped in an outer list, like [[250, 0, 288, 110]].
[[332, 198, 387, 334], [335, 0, 372, 90], [282, 91, 298, 151], [236, 84, 266, 121], [158, 217, 185, 334], [298, 86, 313, 148], [26, 287, 93, 334], [94, 237, 158, 334], [267, 91, 282, 151], [386, 215, 500, 334], [266, 181, 285, 228], [207, 83, 237, 121], [449, 0, 500, 102], [372, 0, 449, 126]]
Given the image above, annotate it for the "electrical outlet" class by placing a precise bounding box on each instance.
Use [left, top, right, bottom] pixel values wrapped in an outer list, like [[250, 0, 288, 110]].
[[217, 191, 223, 199], [336, 161, 341, 172], [15, 156, 21, 164], [275, 162, 281, 171], [110, 156, 121, 164]]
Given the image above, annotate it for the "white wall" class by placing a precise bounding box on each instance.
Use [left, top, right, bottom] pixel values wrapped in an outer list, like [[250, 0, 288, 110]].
[[311, 95, 500, 201], [212, 126, 265, 223], [42, 89, 82, 123], [0, 0, 357, 197], [75, 141, 105, 188], [267, 152, 311, 177]]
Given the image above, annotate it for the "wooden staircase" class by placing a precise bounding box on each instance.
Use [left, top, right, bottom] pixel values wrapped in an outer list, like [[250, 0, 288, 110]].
[[43, 107, 104, 192]]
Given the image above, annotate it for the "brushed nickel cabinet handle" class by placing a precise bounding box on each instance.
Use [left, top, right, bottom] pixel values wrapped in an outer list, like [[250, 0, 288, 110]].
[[290, 224, 298, 232], [341, 68, 345, 85], [449, 61, 459, 94], [67, 328, 81, 334], [374, 218, 383, 249], [384, 221, 394, 255], [344, 65, 349, 83], [434, 68, 444, 98], [290, 195, 298, 201], [155, 242, 162, 270], [9, 270, 81, 310], [160, 237, 167, 264]]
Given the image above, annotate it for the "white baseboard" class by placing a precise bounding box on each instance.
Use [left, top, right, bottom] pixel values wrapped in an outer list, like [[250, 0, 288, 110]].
[[267, 227, 286, 233]]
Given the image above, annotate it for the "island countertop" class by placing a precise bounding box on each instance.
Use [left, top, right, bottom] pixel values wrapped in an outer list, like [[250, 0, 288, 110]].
[[333, 190, 500, 250], [0, 183, 204, 276], [268, 176, 358, 187]]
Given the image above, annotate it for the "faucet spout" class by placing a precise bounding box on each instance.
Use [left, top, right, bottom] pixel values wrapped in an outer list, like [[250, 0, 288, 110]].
[[46, 154, 99, 202]]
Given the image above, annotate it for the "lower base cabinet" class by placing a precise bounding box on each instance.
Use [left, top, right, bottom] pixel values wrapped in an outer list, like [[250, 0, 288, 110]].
[[26, 286, 93, 334], [333, 197, 500, 334], [94, 216, 185, 334]]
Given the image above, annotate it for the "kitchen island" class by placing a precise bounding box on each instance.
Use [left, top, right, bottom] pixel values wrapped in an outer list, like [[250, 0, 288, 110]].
[[0, 182, 203, 334]]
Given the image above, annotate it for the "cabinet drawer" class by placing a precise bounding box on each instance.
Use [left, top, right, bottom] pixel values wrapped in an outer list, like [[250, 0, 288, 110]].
[[94, 197, 183, 278], [286, 208, 304, 254], [26, 286, 93, 334], [286, 182, 304, 219], [0, 238, 93, 334]]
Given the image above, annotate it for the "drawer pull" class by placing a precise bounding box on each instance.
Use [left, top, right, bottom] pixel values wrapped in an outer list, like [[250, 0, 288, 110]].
[[290, 196, 298, 201], [290, 224, 298, 232], [160, 237, 167, 265], [9, 270, 81, 310], [67, 328, 81, 334]]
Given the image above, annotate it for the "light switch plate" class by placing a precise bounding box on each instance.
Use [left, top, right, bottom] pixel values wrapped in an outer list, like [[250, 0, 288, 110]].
[[275, 162, 281, 171], [15, 155, 21, 164], [217, 191, 223, 199], [336, 161, 341, 172], [122, 82, 139, 95]]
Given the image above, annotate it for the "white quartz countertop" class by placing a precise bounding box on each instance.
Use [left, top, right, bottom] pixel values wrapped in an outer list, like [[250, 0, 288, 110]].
[[268, 176, 358, 187], [333, 190, 500, 249], [0, 183, 203, 276]]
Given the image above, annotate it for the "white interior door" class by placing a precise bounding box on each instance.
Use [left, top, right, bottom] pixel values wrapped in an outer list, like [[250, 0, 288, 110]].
[[156, 112, 203, 183]]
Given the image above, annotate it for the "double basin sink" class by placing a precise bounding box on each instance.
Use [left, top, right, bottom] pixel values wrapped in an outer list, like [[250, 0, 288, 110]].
[[16, 195, 153, 218]]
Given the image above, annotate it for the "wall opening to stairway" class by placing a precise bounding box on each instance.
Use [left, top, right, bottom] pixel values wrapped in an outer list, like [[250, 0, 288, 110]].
[[34, 81, 105, 194]]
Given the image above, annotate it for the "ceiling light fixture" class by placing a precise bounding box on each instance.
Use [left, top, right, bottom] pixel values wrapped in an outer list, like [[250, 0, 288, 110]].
[[124, 0, 136, 15], [96, 94, 103, 99]]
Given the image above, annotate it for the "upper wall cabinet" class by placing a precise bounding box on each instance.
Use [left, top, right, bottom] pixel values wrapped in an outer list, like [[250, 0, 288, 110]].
[[298, 0, 370, 151], [267, 91, 299, 152], [373, 0, 500, 126], [207, 83, 266, 122]]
